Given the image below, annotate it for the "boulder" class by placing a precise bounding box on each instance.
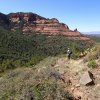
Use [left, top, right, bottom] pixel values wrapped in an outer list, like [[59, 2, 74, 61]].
[[80, 71, 94, 85]]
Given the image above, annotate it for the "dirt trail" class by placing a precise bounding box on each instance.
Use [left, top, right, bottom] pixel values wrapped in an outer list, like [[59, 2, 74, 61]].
[[54, 57, 100, 100]]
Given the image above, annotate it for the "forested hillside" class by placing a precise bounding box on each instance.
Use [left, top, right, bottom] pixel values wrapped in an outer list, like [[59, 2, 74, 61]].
[[0, 27, 93, 72]]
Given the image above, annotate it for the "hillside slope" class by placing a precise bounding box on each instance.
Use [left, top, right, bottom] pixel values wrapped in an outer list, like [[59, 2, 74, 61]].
[[0, 27, 94, 72], [0, 46, 100, 99]]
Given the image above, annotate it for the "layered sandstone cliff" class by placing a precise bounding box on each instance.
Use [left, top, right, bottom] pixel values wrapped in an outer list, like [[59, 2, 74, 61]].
[[0, 12, 90, 40]]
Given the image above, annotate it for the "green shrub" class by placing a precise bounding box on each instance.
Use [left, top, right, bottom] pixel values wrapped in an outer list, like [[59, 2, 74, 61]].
[[1, 59, 15, 71], [0, 27, 94, 71], [84, 45, 100, 62], [26, 56, 44, 67], [0, 59, 22, 72], [72, 52, 81, 59], [87, 60, 98, 68]]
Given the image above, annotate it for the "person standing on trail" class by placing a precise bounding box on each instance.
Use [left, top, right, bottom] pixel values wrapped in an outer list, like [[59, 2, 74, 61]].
[[67, 48, 72, 60]]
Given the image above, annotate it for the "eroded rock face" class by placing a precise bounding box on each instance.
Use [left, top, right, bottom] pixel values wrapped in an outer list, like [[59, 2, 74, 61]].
[[0, 12, 90, 40], [8, 13, 70, 35]]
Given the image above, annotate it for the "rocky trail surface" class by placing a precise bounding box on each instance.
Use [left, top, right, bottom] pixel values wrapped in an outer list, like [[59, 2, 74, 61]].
[[53, 57, 100, 100]]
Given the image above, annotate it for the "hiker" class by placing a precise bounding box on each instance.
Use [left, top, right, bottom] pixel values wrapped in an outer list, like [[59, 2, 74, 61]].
[[67, 48, 72, 60]]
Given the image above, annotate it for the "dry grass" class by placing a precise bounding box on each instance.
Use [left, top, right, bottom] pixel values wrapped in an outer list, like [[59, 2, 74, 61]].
[[83, 45, 100, 62], [0, 56, 73, 100]]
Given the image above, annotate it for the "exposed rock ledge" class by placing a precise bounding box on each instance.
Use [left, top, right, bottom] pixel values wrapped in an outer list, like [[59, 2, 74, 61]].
[[0, 12, 90, 40]]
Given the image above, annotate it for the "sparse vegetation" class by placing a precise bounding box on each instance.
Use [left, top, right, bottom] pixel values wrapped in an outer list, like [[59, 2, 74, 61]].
[[87, 60, 98, 68], [0, 66, 73, 100], [84, 45, 100, 62]]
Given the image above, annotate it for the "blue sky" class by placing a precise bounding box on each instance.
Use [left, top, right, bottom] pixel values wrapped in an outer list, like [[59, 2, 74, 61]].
[[0, 0, 100, 32]]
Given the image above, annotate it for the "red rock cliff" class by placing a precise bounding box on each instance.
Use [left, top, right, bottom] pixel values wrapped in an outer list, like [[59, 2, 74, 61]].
[[0, 12, 90, 40]]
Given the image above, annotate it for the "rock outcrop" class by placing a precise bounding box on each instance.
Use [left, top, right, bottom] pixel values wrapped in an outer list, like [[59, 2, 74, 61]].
[[0, 12, 90, 40], [80, 71, 94, 85]]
